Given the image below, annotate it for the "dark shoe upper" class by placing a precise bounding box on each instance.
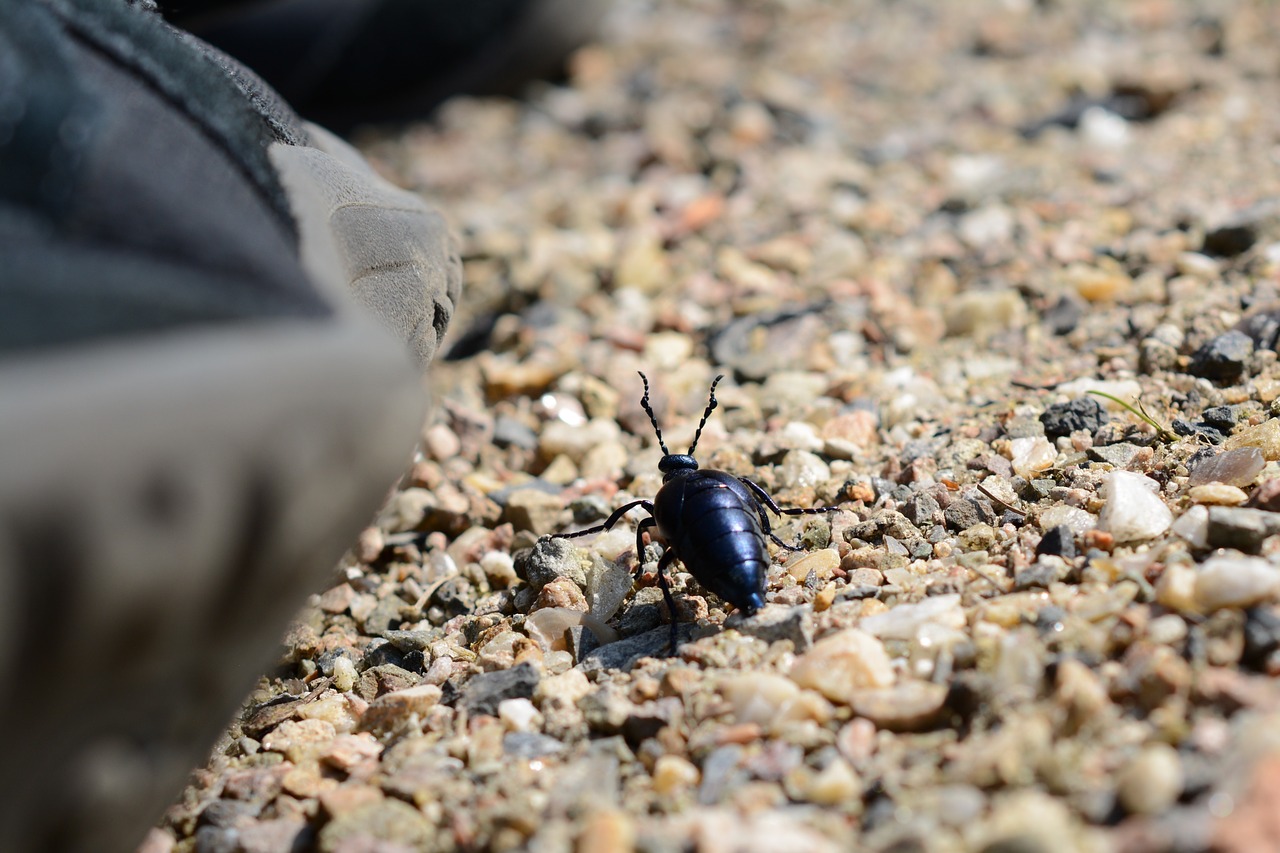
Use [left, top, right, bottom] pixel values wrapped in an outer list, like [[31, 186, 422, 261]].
[[0, 0, 329, 354]]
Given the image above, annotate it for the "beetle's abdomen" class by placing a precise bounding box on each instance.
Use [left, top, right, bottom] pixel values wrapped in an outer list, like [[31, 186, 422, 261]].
[[655, 473, 768, 613]]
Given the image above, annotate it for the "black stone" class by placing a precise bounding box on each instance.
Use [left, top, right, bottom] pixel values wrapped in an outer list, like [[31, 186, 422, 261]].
[[456, 662, 540, 716], [1200, 406, 1240, 430], [1202, 223, 1256, 257], [1043, 294, 1084, 335], [1205, 506, 1280, 553], [1172, 419, 1225, 445], [1188, 330, 1253, 382], [1040, 397, 1106, 440], [1242, 607, 1280, 671], [1036, 524, 1077, 559]]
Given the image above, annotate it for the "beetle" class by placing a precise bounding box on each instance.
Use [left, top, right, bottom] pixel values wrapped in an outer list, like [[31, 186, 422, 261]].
[[555, 372, 837, 650]]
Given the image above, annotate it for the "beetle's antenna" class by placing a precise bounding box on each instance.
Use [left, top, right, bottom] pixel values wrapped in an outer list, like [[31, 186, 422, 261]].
[[688, 374, 724, 456], [638, 372, 671, 455]]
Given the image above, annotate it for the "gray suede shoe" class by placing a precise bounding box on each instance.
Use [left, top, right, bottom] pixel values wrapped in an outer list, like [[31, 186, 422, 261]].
[[0, 2, 459, 851]]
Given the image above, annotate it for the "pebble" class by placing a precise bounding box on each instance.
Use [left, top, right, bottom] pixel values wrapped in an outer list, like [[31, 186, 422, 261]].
[[1194, 555, 1280, 612], [1189, 484, 1249, 506], [858, 593, 966, 641], [1171, 505, 1210, 548], [504, 489, 567, 536], [847, 681, 950, 732], [1189, 331, 1254, 382], [518, 536, 588, 588], [497, 698, 543, 733], [788, 629, 895, 703], [1008, 436, 1057, 479], [785, 549, 840, 582], [359, 685, 442, 735], [1116, 743, 1183, 815], [458, 663, 540, 717], [1206, 506, 1280, 552], [1098, 471, 1172, 542], [652, 755, 701, 795], [578, 809, 636, 853], [778, 449, 831, 490], [1038, 505, 1098, 534], [316, 799, 435, 852], [798, 758, 860, 806], [1041, 397, 1107, 440], [730, 604, 815, 651], [1225, 420, 1280, 459]]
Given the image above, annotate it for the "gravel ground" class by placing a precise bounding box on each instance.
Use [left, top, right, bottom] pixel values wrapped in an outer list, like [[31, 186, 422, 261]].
[[150, 1, 1280, 851]]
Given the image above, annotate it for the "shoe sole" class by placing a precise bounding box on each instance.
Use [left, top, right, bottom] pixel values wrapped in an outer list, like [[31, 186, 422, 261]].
[[0, 312, 426, 852]]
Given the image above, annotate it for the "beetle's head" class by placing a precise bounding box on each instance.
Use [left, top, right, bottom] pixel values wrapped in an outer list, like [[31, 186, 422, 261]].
[[658, 453, 698, 479]]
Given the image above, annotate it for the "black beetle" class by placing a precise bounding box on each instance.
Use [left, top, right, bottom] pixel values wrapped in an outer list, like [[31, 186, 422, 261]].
[[555, 372, 837, 649]]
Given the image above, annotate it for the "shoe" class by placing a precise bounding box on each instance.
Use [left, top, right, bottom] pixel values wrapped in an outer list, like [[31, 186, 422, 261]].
[[159, 0, 607, 130], [0, 2, 460, 851]]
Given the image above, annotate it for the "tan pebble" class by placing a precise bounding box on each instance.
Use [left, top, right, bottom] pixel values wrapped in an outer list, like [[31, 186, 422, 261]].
[[319, 784, 384, 819], [1065, 262, 1132, 302], [802, 758, 860, 806], [535, 669, 593, 707], [1188, 484, 1249, 505], [1117, 743, 1183, 815], [814, 583, 837, 612], [848, 681, 949, 732], [296, 695, 360, 733], [536, 577, 589, 611], [540, 454, 580, 485], [1155, 562, 1198, 613], [786, 548, 841, 582], [359, 684, 443, 734], [719, 674, 799, 725], [836, 718, 877, 764], [317, 583, 357, 614], [789, 629, 895, 704], [355, 527, 385, 563], [578, 809, 636, 853], [821, 411, 880, 459], [477, 630, 524, 670], [261, 719, 337, 763], [715, 722, 764, 744], [524, 607, 585, 652], [652, 754, 700, 794], [422, 423, 462, 461], [282, 762, 338, 798], [504, 489, 566, 536], [1226, 420, 1280, 460], [614, 235, 670, 294], [321, 733, 382, 771]]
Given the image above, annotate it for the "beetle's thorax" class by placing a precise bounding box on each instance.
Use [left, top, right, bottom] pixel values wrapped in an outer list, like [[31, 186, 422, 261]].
[[658, 453, 698, 481]]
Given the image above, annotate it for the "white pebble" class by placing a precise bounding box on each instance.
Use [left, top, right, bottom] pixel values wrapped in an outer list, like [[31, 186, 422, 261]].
[[1098, 471, 1172, 542], [858, 594, 965, 641], [333, 656, 358, 693], [1194, 554, 1280, 612], [789, 629, 895, 703], [497, 698, 543, 733], [1008, 436, 1057, 479], [1117, 743, 1182, 815], [1170, 505, 1209, 548]]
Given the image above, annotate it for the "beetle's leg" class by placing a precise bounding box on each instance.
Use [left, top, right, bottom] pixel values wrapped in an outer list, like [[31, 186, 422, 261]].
[[654, 548, 680, 654], [553, 499, 654, 540], [634, 516, 657, 579], [738, 477, 837, 550]]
